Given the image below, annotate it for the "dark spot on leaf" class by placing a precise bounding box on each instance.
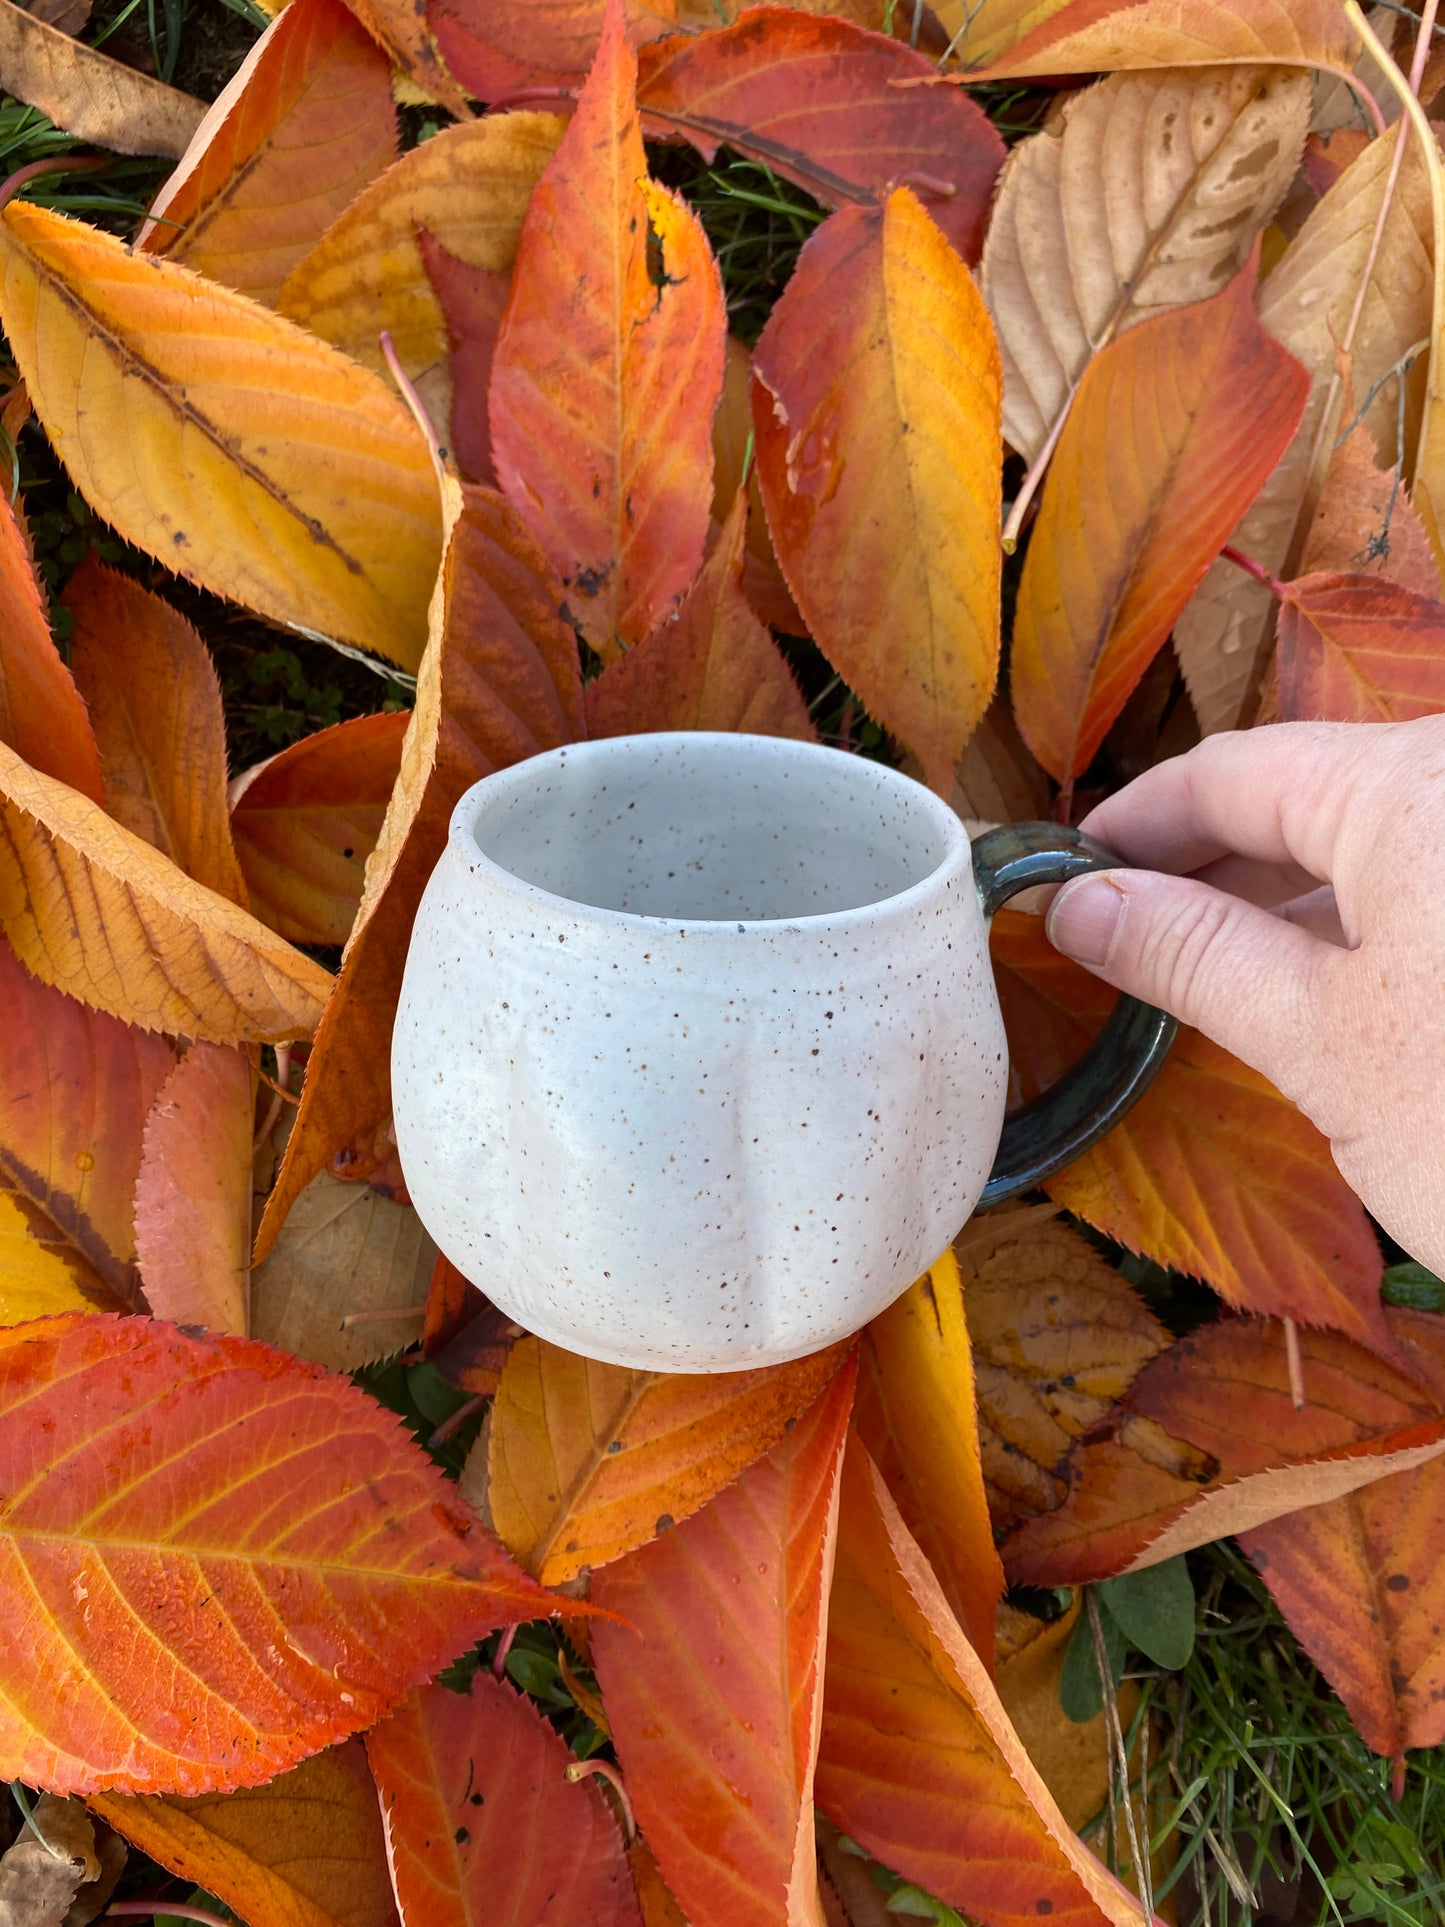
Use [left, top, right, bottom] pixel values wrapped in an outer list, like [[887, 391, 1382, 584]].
[[454, 1827, 470, 1845], [655, 1513, 675, 1534], [1387, 1572, 1412, 1592], [607, 1440, 622, 1454]]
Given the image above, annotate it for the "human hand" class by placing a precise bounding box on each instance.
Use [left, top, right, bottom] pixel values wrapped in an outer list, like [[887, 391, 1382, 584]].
[[1045, 719, 1445, 1278]]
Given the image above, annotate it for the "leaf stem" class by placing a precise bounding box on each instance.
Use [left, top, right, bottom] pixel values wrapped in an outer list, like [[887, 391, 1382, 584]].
[[1283, 1317, 1306, 1410], [0, 155, 109, 215], [426, 1393, 484, 1448], [565, 1757, 637, 1844], [1219, 546, 1284, 597]]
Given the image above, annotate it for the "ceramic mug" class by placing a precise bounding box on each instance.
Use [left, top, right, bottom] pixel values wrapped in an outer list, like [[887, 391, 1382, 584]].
[[392, 732, 1175, 1371]]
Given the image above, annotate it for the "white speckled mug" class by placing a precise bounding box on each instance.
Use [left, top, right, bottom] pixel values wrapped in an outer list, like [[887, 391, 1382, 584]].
[[392, 733, 1173, 1370]]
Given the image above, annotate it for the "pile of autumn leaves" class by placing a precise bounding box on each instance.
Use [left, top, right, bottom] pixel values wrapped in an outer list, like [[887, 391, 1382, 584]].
[[5, 0, 1445, 1919]]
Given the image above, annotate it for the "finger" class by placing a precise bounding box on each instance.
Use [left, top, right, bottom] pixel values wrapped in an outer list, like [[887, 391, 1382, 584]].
[[1191, 852, 1326, 906], [1076, 721, 1401, 881], [1046, 867, 1334, 1099]]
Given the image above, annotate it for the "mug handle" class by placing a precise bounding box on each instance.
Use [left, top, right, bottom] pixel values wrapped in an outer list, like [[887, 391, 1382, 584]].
[[971, 822, 1178, 1209]]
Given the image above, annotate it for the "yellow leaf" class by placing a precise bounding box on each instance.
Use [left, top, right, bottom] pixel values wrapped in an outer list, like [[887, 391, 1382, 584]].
[[0, 1190, 117, 1323], [277, 114, 565, 442], [0, 739, 333, 1044], [0, 0, 204, 157], [975, 0, 1361, 80], [933, 0, 1076, 68], [0, 199, 442, 672]]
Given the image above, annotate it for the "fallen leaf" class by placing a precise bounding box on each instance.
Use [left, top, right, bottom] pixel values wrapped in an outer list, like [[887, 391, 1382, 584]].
[[0, 200, 442, 672], [229, 710, 409, 948], [488, 1332, 850, 1583], [961, 1203, 1171, 1538], [334, 0, 472, 118], [1174, 129, 1435, 731], [430, 0, 677, 99], [91, 1740, 399, 1927], [490, 2, 725, 658], [250, 1171, 435, 1370], [0, 493, 103, 803], [64, 560, 248, 908], [945, 700, 1049, 832], [26, 0, 92, 30], [817, 1434, 1153, 1927], [0, 935, 174, 1319], [254, 482, 582, 1261], [854, 1248, 1004, 1662], [138, 0, 397, 306], [430, 1299, 524, 1397], [0, 1793, 97, 1927], [592, 1360, 857, 1927], [584, 490, 815, 742], [1003, 1311, 1445, 1586], [627, 1839, 688, 1927], [277, 113, 564, 442], [991, 910, 1388, 1345], [0, 0, 204, 156], [752, 188, 1001, 791], [417, 228, 508, 486], [0, 739, 333, 1044], [981, 65, 1309, 461], [1011, 258, 1308, 784], [931, 0, 1074, 68], [711, 334, 803, 632], [636, 8, 1005, 264], [976, 0, 1361, 81], [996, 1603, 1127, 1836], [421, 1253, 482, 1360], [0, 1312, 567, 1795], [1275, 571, 1445, 722], [134, 1043, 255, 1336], [1300, 385, 1440, 593], [366, 1673, 640, 1926]]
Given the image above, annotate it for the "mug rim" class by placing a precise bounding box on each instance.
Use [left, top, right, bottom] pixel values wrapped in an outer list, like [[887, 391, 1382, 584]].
[[447, 731, 971, 933]]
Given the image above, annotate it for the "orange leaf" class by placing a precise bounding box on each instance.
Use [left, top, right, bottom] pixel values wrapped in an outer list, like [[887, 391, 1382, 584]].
[[817, 1435, 1153, 1927], [133, 1043, 255, 1335], [91, 1739, 399, 1927], [1275, 572, 1445, 723], [254, 481, 583, 1262], [752, 189, 1001, 791], [991, 910, 1388, 1345], [636, 9, 1005, 264], [421, 1252, 475, 1358], [366, 1673, 640, 1926], [591, 1358, 857, 1927], [1300, 398, 1440, 596], [585, 490, 814, 741], [138, 0, 396, 305], [0, 1313, 568, 1795], [489, 0, 725, 658], [712, 335, 802, 633], [431, 0, 677, 98], [229, 711, 409, 948], [0, 935, 175, 1318], [1238, 1326, 1445, 1768], [417, 228, 508, 488], [488, 1332, 849, 1583], [960, 1202, 1170, 1538], [64, 561, 248, 908], [0, 494, 103, 804], [975, 0, 1360, 80], [1011, 259, 1307, 784], [854, 1249, 1004, 1662], [1003, 1311, 1445, 1586]]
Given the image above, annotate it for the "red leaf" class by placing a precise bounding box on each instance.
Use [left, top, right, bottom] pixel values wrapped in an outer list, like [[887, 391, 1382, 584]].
[[1275, 570, 1445, 723], [1011, 258, 1308, 783], [991, 911, 1388, 1345], [489, 0, 725, 657], [366, 1672, 641, 1926], [1003, 1312, 1445, 1587], [431, 0, 676, 100], [591, 1357, 856, 1926], [229, 710, 409, 949], [637, 9, 1004, 264], [817, 1435, 1150, 1927], [0, 493, 103, 804], [417, 227, 508, 488], [585, 490, 815, 740], [0, 1313, 568, 1794]]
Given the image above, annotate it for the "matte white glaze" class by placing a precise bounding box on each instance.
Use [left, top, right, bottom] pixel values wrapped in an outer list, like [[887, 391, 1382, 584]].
[[392, 733, 1008, 1370]]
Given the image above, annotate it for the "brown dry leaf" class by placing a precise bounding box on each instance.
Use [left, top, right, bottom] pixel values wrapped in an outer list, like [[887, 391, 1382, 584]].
[[974, 0, 1361, 81], [0, 1795, 97, 1927], [134, 1043, 255, 1336], [1174, 129, 1435, 732], [277, 114, 565, 449], [981, 65, 1309, 461], [250, 1170, 435, 1370], [65, 560, 248, 909], [996, 1602, 1130, 1835], [0, 740, 332, 1044], [0, 492, 103, 804], [27, 0, 92, 32], [138, 0, 397, 307], [0, 200, 442, 673], [854, 1248, 1005, 1662], [962, 1202, 1172, 1538], [0, 0, 203, 156], [947, 700, 1049, 833], [253, 480, 583, 1262], [1302, 385, 1441, 592]]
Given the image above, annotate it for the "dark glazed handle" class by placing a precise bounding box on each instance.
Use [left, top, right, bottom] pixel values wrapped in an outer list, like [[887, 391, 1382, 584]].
[[972, 822, 1178, 1209]]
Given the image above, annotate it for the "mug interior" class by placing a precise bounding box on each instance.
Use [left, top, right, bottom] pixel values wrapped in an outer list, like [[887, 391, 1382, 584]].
[[465, 734, 960, 922]]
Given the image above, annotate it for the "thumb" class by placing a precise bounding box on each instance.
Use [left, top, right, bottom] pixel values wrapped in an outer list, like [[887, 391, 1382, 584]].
[[1045, 869, 1329, 1099]]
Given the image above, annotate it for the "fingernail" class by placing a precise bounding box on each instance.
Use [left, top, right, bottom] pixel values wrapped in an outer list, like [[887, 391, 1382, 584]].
[[1046, 873, 1127, 968]]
